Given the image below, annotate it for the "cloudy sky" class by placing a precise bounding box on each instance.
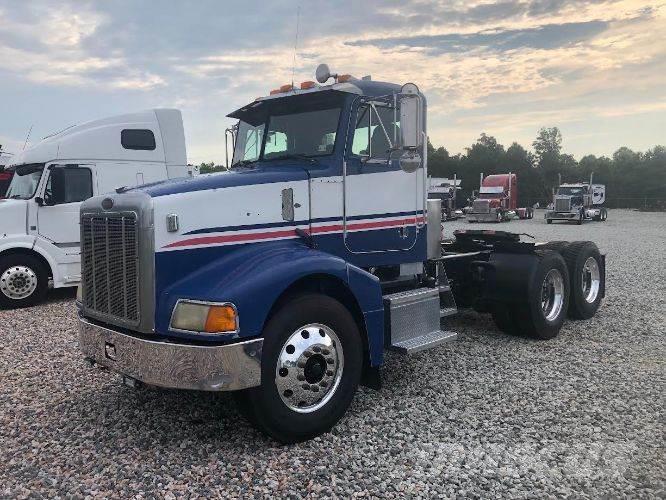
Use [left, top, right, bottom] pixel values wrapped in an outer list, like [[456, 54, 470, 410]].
[[0, 0, 664, 164]]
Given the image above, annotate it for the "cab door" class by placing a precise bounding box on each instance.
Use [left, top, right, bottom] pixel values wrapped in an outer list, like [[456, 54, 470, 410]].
[[37, 164, 95, 253], [343, 98, 422, 253]]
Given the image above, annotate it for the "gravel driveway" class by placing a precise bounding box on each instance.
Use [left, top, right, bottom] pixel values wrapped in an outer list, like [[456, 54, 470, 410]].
[[1, 209, 664, 498]]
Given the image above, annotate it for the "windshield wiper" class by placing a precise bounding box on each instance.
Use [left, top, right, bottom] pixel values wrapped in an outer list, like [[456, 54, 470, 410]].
[[263, 154, 319, 164], [230, 159, 257, 170]]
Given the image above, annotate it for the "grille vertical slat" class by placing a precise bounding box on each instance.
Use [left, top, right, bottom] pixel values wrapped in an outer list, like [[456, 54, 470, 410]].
[[82, 212, 139, 325], [555, 198, 571, 212], [473, 199, 490, 213]]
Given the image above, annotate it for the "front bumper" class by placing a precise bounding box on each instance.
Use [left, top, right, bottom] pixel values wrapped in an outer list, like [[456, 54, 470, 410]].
[[468, 211, 499, 222], [78, 315, 263, 391], [545, 211, 578, 220]]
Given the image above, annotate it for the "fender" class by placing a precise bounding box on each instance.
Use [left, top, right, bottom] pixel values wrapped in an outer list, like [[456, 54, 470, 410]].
[[0, 235, 59, 283], [156, 240, 385, 364]]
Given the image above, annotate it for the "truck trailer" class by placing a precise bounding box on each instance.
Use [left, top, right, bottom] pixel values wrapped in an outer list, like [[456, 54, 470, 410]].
[[76, 65, 606, 443], [0, 109, 195, 308], [545, 173, 608, 224], [467, 173, 534, 223]]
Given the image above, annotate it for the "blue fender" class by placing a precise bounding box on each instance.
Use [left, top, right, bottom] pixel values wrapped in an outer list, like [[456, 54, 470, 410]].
[[155, 240, 385, 366]]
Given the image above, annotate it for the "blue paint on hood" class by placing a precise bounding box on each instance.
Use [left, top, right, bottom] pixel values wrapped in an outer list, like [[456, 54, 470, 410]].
[[135, 164, 310, 198]]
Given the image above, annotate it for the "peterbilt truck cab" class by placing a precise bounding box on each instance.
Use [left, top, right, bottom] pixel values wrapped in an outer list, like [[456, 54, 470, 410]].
[[0, 109, 194, 308], [546, 173, 608, 224], [77, 65, 606, 443], [467, 173, 534, 223]]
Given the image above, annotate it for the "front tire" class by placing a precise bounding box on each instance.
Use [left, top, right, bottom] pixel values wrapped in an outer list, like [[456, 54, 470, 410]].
[[236, 294, 363, 443], [0, 254, 48, 309]]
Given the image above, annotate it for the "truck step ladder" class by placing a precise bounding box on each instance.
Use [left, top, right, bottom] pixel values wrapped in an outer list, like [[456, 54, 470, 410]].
[[383, 287, 457, 354], [439, 283, 458, 318]]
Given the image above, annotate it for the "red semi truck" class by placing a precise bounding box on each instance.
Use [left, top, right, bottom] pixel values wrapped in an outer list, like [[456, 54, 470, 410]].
[[468, 173, 534, 223]]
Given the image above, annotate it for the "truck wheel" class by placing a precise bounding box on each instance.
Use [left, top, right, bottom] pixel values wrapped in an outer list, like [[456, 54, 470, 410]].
[[514, 250, 570, 340], [576, 210, 583, 225], [563, 242, 604, 320], [601, 208, 608, 221], [237, 294, 363, 443], [0, 254, 48, 309]]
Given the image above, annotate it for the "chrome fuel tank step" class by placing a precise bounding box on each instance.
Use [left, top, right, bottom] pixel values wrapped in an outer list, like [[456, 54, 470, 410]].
[[383, 287, 458, 354]]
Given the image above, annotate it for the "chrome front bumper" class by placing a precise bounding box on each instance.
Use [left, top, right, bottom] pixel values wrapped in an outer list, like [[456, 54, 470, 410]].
[[545, 211, 577, 220], [78, 315, 263, 391], [468, 211, 498, 222]]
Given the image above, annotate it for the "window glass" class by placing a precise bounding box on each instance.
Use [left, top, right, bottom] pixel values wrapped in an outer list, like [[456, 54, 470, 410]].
[[351, 105, 399, 159], [264, 108, 340, 159], [45, 168, 93, 204], [5, 164, 44, 199], [121, 129, 156, 151], [232, 122, 265, 164]]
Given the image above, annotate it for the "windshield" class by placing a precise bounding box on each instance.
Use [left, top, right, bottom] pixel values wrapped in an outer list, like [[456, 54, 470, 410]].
[[5, 164, 44, 200], [231, 96, 343, 166], [558, 186, 586, 196]]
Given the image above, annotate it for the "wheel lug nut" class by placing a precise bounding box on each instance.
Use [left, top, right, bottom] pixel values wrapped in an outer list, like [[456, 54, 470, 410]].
[[326, 358, 334, 364], [311, 385, 319, 392], [297, 374, 305, 381], [322, 349, 330, 355], [319, 381, 328, 387], [302, 384, 310, 390], [312, 346, 321, 353], [297, 361, 306, 368], [326, 370, 334, 376]]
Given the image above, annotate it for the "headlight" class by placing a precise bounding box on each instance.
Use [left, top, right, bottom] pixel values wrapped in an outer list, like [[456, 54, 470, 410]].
[[170, 300, 238, 334]]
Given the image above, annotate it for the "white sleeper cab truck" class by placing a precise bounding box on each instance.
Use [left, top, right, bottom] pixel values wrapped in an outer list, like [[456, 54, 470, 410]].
[[77, 65, 607, 443], [546, 173, 608, 224], [0, 109, 193, 308]]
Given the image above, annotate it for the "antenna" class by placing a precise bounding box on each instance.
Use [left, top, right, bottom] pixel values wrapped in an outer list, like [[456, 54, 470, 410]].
[[23, 125, 33, 151], [291, 5, 301, 87]]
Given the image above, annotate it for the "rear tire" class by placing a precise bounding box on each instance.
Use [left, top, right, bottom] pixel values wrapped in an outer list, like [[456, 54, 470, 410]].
[[514, 250, 570, 340], [236, 294, 363, 443], [546, 219, 553, 224], [563, 241, 604, 319], [537, 241, 569, 254], [601, 208, 608, 221], [0, 254, 49, 309]]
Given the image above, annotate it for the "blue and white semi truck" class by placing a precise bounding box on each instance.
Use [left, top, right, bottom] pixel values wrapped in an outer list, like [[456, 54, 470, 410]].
[[77, 65, 606, 443]]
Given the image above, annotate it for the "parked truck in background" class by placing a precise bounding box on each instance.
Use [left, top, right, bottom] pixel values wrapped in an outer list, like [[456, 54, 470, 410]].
[[545, 173, 608, 224], [428, 175, 463, 221], [0, 109, 196, 308], [0, 148, 13, 197], [467, 173, 534, 223], [76, 65, 606, 443]]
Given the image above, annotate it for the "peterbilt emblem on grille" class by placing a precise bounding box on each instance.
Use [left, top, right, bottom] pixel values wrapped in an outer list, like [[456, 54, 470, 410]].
[[101, 198, 114, 210]]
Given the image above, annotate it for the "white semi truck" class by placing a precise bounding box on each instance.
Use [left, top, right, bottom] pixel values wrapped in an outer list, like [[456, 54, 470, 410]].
[[0, 109, 195, 308], [545, 173, 608, 224]]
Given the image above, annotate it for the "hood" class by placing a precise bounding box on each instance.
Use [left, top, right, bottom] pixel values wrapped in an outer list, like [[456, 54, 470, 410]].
[[136, 163, 311, 198], [0, 199, 28, 236]]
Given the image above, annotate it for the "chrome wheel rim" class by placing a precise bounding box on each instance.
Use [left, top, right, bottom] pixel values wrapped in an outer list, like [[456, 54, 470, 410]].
[[541, 269, 565, 321], [275, 323, 344, 413], [581, 257, 601, 303], [0, 265, 38, 300]]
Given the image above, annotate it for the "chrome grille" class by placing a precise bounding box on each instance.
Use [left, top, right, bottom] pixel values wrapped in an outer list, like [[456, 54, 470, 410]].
[[81, 212, 139, 325], [472, 199, 490, 213], [555, 197, 571, 212]]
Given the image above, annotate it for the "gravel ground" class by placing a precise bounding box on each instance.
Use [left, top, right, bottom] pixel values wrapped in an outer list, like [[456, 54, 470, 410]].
[[1, 209, 664, 498]]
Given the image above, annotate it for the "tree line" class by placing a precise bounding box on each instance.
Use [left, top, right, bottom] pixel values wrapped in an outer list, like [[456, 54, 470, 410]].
[[197, 127, 666, 209], [428, 127, 666, 209]]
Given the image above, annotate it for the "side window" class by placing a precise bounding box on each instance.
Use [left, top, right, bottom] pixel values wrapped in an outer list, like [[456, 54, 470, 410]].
[[45, 168, 93, 205], [351, 104, 399, 159], [121, 129, 156, 151], [242, 127, 263, 162]]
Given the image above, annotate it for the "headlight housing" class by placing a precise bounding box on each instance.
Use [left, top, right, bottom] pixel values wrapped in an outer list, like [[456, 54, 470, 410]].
[[170, 300, 238, 334]]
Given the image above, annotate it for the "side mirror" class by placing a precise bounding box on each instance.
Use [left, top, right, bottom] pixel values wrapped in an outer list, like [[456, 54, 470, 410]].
[[399, 83, 422, 150]]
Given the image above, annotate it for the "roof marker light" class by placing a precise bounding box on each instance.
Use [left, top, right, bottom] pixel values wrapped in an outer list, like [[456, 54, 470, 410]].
[[269, 89, 281, 95], [279, 84, 294, 92], [337, 74, 353, 83], [300, 81, 316, 89]]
